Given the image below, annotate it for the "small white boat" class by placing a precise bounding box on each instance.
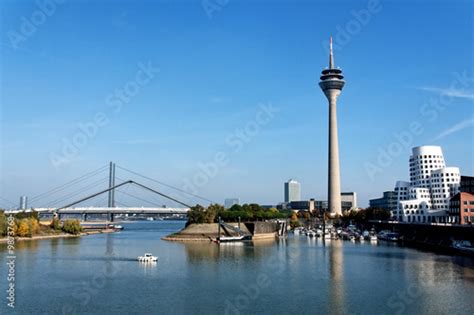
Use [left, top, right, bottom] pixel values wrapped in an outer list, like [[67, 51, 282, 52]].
[[137, 253, 158, 262], [108, 224, 124, 230], [146, 217, 154, 221], [453, 241, 474, 254]]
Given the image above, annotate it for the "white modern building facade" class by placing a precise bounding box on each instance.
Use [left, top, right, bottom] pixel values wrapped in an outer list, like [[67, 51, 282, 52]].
[[393, 146, 460, 223], [284, 179, 301, 203]]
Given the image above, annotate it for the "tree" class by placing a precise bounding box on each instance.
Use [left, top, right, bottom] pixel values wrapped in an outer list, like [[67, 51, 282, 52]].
[[0, 211, 7, 237], [303, 211, 311, 220], [16, 219, 30, 237], [206, 204, 223, 223], [290, 211, 301, 228], [62, 219, 82, 235], [268, 208, 279, 214], [186, 204, 206, 226], [228, 204, 243, 212], [249, 204, 262, 213], [290, 212, 298, 222], [28, 218, 40, 235], [50, 217, 61, 230]]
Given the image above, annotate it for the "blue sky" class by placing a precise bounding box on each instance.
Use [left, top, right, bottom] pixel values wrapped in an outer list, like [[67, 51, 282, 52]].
[[1, 0, 473, 209]]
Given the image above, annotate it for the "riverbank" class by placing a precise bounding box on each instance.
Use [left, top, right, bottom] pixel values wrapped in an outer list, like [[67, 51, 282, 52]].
[[0, 229, 117, 244]]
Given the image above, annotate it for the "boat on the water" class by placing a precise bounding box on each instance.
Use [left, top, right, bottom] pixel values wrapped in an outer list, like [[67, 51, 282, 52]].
[[108, 224, 124, 230], [137, 253, 158, 262], [218, 235, 252, 243], [364, 229, 378, 242], [452, 240, 474, 254], [378, 230, 399, 242]]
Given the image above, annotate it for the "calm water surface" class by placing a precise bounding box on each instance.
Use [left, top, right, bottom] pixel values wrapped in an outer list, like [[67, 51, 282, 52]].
[[1, 221, 473, 314]]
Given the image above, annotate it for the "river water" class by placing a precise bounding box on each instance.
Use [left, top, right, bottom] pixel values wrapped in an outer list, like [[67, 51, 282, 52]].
[[1, 221, 473, 314]]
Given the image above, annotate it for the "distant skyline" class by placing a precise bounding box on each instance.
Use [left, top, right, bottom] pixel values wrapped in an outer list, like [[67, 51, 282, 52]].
[[1, 0, 473, 208]]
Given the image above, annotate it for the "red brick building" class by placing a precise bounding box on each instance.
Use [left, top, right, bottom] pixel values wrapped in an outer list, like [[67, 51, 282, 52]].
[[449, 192, 474, 224]]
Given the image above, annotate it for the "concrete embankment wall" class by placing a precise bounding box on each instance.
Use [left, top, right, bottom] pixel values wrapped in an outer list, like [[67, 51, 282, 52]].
[[243, 222, 278, 240], [370, 221, 474, 254], [163, 222, 278, 241]]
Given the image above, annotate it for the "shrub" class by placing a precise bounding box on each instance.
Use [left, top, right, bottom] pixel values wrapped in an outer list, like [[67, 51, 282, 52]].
[[28, 218, 40, 235], [50, 218, 61, 231], [16, 219, 30, 237], [62, 219, 82, 235], [0, 211, 7, 237]]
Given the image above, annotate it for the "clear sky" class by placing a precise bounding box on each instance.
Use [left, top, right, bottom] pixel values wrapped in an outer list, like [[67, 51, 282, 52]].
[[1, 0, 473, 209]]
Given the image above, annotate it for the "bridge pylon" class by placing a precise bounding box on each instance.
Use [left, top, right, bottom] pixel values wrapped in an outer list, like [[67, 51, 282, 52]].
[[108, 162, 116, 208]]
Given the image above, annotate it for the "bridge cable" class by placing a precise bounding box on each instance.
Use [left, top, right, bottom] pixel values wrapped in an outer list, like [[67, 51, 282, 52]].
[[54, 180, 191, 212], [114, 177, 131, 206], [56, 181, 133, 211], [114, 188, 164, 207], [0, 196, 17, 207], [44, 177, 109, 208], [115, 165, 215, 204], [130, 181, 192, 208], [30, 165, 108, 203], [116, 176, 176, 206]]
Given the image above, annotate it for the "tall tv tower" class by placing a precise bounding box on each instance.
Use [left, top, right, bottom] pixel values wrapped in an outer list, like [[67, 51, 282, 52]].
[[319, 37, 345, 216]]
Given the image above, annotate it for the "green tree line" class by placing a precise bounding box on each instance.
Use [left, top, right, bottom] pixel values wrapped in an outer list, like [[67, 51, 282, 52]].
[[186, 204, 291, 226]]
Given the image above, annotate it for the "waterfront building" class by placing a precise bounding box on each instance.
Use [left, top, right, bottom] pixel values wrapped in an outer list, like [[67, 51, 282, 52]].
[[288, 193, 356, 212], [284, 179, 301, 203], [289, 200, 310, 211], [319, 36, 345, 216], [460, 175, 474, 194], [448, 192, 474, 224], [393, 146, 461, 223], [224, 198, 240, 209], [341, 192, 357, 210], [276, 202, 290, 210], [369, 191, 398, 211]]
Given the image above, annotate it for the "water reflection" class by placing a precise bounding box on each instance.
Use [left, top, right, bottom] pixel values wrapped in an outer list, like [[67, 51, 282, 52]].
[[182, 240, 277, 264], [105, 233, 115, 276], [328, 240, 346, 314], [15, 239, 39, 252]]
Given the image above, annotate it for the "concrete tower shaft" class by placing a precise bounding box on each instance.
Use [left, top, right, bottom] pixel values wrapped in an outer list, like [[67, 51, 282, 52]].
[[319, 36, 345, 216]]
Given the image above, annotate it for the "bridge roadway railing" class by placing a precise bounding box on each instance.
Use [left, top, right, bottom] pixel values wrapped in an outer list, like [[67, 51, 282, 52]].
[[6, 207, 190, 215]]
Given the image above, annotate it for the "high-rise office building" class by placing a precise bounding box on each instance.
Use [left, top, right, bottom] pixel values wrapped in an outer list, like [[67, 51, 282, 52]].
[[284, 179, 301, 203]]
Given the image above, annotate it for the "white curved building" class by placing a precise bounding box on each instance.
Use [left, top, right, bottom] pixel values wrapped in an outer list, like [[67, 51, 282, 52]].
[[393, 146, 460, 223]]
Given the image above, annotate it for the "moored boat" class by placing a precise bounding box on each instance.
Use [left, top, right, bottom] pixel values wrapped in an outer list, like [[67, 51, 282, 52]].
[[452, 240, 474, 254]]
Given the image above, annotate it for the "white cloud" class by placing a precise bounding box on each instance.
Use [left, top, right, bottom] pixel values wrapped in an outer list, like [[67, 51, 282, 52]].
[[433, 118, 474, 140], [418, 87, 474, 100]]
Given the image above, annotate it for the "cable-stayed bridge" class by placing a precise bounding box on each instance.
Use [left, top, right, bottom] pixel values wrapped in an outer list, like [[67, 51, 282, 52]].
[[2, 162, 214, 221]]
